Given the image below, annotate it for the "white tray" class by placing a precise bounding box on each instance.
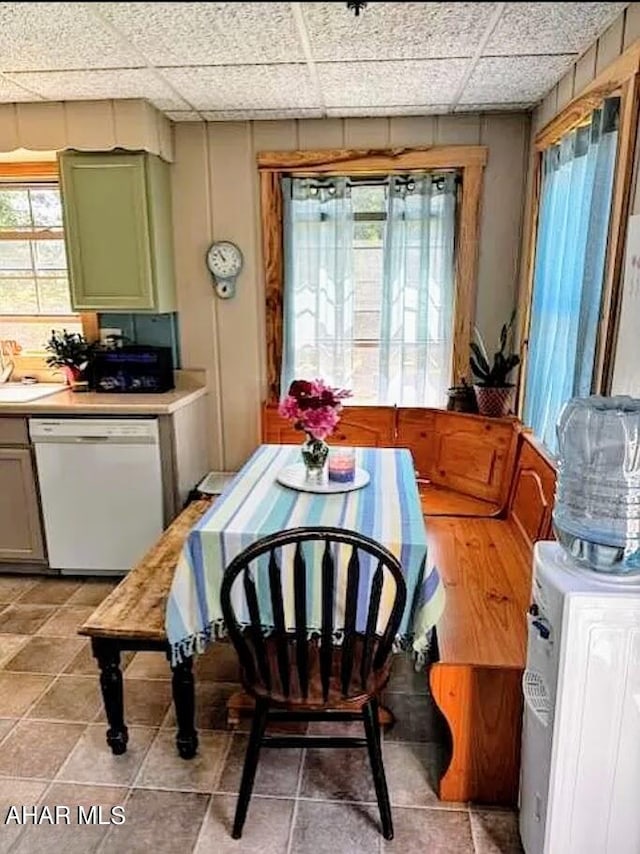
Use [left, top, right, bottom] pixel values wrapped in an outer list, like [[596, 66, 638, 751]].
[[276, 463, 370, 494]]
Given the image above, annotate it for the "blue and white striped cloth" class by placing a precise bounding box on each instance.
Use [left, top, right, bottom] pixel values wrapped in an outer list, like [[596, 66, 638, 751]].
[[166, 445, 445, 664]]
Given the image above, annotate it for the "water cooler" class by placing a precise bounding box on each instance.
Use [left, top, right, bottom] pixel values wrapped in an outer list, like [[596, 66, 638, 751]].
[[520, 397, 640, 854], [520, 543, 640, 853]]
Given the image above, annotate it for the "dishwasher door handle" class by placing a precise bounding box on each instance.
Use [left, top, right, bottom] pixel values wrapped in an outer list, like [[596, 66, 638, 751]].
[[75, 436, 111, 442]]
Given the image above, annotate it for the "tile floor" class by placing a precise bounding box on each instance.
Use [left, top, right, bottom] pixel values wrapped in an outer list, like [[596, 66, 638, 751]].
[[0, 575, 523, 853]]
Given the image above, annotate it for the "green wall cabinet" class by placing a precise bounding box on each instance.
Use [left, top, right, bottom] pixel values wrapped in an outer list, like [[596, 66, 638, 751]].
[[59, 151, 177, 312]]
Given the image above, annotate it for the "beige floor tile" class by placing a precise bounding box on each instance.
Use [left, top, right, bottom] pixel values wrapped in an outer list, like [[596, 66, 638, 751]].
[[66, 581, 118, 607], [27, 675, 102, 723], [64, 644, 133, 675], [290, 800, 381, 854], [301, 747, 376, 802], [0, 576, 38, 606], [36, 606, 95, 638], [384, 741, 461, 809], [136, 729, 229, 792], [57, 724, 156, 786], [218, 732, 302, 797], [0, 718, 16, 742], [0, 633, 29, 667], [11, 783, 128, 854], [18, 580, 83, 606], [0, 778, 48, 854], [100, 788, 209, 854], [121, 651, 169, 680], [163, 681, 238, 731], [383, 806, 475, 853], [4, 636, 84, 674], [0, 672, 53, 716], [195, 795, 293, 854], [0, 720, 85, 779], [470, 808, 523, 853], [0, 606, 55, 635], [93, 678, 172, 727], [383, 691, 445, 742]]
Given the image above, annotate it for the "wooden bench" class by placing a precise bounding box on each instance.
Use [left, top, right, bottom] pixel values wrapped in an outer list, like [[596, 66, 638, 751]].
[[79, 498, 212, 759], [427, 432, 557, 805]]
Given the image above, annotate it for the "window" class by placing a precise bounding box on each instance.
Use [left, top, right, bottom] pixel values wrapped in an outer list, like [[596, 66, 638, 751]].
[[523, 97, 620, 451], [0, 181, 82, 355], [259, 146, 487, 406], [281, 173, 457, 406]]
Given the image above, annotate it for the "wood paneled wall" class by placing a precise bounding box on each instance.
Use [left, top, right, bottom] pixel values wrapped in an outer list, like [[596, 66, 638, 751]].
[[0, 99, 173, 161], [172, 114, 530, 469]]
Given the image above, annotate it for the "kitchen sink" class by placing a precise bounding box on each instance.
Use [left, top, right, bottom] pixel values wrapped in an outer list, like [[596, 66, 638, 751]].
[[0, 383, 64, 403]]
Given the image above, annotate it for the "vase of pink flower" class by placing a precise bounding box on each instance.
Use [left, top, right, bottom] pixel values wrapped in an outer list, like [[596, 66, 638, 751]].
[[278, 379, 351, 481]]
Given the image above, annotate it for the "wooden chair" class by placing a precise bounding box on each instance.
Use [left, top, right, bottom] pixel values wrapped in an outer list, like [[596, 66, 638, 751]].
[[220, 526, 407, 841]]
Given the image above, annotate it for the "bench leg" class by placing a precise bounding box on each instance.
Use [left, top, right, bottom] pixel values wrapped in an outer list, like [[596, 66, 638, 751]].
[[169, 653, 199, 760], [92, 638, 129, 756]]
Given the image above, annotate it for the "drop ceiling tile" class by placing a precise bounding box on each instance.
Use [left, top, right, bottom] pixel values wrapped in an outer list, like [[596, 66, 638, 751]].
[[201, 108, 323, 121], [485, 2, 627, 56], [7, 69, 190, 111], [459, 55, 576, 105], [0, 73, 43, 102], [97, 2, 304, 66], [326, 105, 449, 117], [161, 65, 319, 111], [0, 2, 142, 71], [302, 2, 495, 61], [318, 59, 467, 108]]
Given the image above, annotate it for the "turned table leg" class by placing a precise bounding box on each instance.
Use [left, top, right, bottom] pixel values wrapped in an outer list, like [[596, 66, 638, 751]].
[[92, 637, 129, 756], [169, 652, 199, 759]]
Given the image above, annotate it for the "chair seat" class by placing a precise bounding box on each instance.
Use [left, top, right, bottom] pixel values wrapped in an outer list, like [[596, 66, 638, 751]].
[[241, 635, 392, 707]]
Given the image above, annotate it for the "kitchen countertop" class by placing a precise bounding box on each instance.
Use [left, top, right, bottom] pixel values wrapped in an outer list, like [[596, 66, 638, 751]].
[[0, 383, 207, 416]]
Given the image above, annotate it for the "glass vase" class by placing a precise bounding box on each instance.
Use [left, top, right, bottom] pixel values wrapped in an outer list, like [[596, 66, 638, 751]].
[[301, 434, 329, 482]]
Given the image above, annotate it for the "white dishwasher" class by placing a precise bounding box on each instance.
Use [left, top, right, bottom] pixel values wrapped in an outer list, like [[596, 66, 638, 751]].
[[30, 418, 164, 575]]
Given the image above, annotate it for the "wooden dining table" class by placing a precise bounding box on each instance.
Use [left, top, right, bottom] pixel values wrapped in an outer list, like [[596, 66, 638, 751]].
[[165, 443, 445, 738]]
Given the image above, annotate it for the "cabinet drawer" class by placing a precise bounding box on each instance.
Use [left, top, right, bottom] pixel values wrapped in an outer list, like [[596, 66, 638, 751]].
[[0, 418, 29, 446]]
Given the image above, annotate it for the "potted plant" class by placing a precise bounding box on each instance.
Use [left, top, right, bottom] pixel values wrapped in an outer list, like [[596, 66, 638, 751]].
[[278, 379, 351, 480], [45, 329, 93, 389], [470, 315, 521, 417]]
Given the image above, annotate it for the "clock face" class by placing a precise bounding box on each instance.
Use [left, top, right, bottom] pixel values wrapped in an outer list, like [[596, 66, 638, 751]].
[[207, 241, 243, 280]]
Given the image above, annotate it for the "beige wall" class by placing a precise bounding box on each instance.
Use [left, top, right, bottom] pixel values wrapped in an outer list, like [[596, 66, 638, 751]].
[[171, 113, 531, 470], [519, 4, 640, 394]]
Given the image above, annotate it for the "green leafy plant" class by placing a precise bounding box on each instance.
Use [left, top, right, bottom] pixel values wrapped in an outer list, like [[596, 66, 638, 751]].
[[44, 329, 92, 372], [470, 313, 521, 388]]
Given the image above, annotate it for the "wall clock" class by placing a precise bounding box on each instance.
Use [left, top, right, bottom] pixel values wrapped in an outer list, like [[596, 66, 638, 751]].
[[206, 240, 243, 299]]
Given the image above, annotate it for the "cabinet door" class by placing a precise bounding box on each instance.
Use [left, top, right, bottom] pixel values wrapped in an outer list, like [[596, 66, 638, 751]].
[[0, 448, 45, 562], [60, 152, 156, 311]]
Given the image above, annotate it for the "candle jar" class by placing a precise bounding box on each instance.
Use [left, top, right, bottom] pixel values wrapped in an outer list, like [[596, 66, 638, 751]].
[[328, 447, 356, 483]]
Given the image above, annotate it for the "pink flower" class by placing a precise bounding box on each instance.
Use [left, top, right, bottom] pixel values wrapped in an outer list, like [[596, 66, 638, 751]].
[[279, 377, 352, 440]]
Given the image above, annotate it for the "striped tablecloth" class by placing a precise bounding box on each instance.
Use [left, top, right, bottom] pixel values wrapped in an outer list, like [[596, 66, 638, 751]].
[[166, 444, 445, 664]]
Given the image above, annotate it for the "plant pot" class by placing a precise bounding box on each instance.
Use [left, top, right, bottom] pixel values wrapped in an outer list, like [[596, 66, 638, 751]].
[[473, 385, 515, 418], [61, 365, 84, 391], [447, 384, 478, 414]]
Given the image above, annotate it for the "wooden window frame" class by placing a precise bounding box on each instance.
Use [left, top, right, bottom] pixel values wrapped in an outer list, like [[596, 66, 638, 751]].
[[258, 146, 488, 403], [519, 42, 640, 409], [0, 160, 98, 368]]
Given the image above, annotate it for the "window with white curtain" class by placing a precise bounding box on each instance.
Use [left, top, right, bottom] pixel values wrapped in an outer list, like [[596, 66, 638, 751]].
[[281, 172, 457, 406], [523, 97, 619, 452]]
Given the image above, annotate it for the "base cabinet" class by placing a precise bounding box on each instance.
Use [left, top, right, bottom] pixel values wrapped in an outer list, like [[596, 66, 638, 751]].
[[0, 447, 45, 562]]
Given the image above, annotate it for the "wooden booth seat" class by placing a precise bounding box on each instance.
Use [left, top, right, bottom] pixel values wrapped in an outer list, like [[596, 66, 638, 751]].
[[262, 403, 519, 518], [427, 432, 556, 805]]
